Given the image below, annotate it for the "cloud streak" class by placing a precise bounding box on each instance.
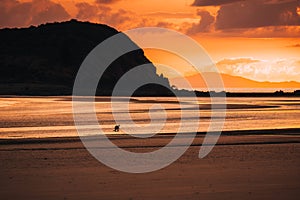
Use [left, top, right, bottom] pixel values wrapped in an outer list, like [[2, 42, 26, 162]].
[[192, 0, 243, 6], [287, 43, 300, 47], [95, 0, 121, 4]]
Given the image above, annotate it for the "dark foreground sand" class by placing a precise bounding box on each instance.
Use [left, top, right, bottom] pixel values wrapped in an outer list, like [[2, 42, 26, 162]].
[[1, 132, 300, 200]]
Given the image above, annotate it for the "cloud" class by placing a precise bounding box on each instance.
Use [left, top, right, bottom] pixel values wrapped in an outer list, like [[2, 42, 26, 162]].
[[192, 0, 243, 6], [103, 9, 131, 28], [75, 2, 100, 21], [95, 0, 121, 4], [75, 2, 142, 30], [187, 10, 215, 34], [215, 0, 300, 29], [263, 0, 296, 5], [287, 43, 300, 47], [192, 0, 297, 7], [190, 0, 300, 36], [217, 58, 300, 82], [74, 1, 186, 31], [0, 0, 70, 28], [30, 0, 70, 26], [237, 26, 300, 37], [145, 12, 194, 18], [217, 58, 260, 65]]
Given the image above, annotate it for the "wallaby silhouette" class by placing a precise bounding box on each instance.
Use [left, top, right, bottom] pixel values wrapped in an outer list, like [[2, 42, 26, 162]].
[[114, 125, 120, 132]]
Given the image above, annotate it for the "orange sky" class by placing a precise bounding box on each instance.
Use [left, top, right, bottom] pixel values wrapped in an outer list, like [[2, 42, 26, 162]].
[[1, 0, 300, 84]]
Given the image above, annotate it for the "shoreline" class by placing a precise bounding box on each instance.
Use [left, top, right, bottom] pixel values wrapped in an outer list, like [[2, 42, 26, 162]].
[[1, 128, 299, 152], [1, 93, 300, 98], [1, 127, 299, 143]]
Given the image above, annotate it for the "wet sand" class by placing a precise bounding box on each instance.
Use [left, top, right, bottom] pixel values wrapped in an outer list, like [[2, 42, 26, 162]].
[[1, 133, 300, 200]]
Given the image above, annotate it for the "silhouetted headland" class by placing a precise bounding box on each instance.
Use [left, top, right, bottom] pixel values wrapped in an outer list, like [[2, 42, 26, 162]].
[[0, 19, 171, 96]]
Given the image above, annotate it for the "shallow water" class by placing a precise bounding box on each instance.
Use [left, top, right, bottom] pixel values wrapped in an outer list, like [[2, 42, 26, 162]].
[[0, 96, 299, 139]]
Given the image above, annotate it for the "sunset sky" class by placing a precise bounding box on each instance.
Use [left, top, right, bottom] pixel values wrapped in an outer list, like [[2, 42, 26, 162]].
[[1, 0, 300, 83]]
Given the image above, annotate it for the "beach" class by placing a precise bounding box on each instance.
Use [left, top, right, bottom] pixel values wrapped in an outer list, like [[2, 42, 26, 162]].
[[1, 134, 300, 200], [0, 97, 300, 199]]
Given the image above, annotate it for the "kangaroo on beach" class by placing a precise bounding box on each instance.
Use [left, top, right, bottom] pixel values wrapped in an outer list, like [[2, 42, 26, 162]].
[[114, 125, 120, 132]]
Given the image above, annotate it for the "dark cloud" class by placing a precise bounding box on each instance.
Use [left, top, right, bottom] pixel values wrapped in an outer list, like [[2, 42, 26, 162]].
[[0, 0, 31, 27], [76, 2, 100, 20], [75, 2, 132, 29], [192, 0, 297, 6], [155, 21, 174, 28], [103, 9, 131, 27], [192, 0, 243, 6], [187, 10, 215, 34], [287, 43, 300, 47], [95, 0, 121, 4], [30, 0, 70, 26], [263, 0, 297, 4], [145, 12, 194, 18], [215, 0, 300, 29], [0, 0, 70, 28]]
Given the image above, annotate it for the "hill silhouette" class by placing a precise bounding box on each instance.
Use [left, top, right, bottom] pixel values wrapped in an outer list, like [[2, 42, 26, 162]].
[[0, 19, 171, 96], [171, 72, 300, 90]]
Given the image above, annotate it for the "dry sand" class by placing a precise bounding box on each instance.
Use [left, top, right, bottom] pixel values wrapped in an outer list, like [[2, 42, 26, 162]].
[[1, 133, 300, 200]]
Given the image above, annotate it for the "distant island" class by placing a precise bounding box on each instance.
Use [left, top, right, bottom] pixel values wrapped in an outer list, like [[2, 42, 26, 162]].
[[171, 72, 300, 91], [0, 20, 299, 97]]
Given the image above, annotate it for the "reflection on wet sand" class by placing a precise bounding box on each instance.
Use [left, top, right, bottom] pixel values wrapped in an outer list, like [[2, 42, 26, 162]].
[[0, 96, 300, 139]]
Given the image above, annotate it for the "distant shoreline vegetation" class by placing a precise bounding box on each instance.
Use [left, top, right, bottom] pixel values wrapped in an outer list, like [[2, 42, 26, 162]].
[[132, 89, 300, 97], [194, 89, 300, 97], [1, 86, 299, 97]]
